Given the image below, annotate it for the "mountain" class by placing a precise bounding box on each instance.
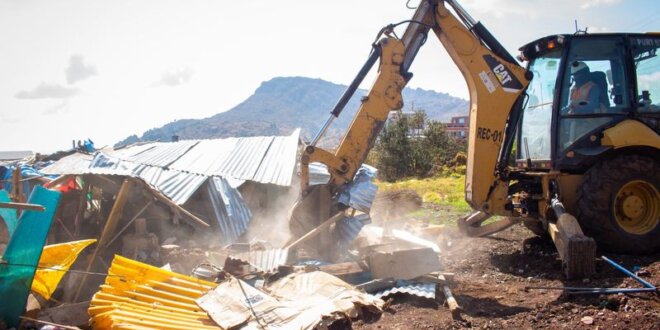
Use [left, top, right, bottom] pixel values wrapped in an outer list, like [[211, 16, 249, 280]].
[[116, 76, 467, 146]]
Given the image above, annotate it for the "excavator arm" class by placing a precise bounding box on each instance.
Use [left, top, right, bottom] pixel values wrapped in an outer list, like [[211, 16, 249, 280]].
[[291, 0, 530, 246]]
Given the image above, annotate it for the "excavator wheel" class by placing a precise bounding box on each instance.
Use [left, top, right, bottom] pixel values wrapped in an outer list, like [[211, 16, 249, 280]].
[[576, 154, 660, 254]]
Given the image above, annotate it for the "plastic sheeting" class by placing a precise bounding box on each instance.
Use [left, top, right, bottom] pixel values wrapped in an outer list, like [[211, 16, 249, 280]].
[[0, 186, 60, 328], [31, 239, 96, 300], [0, 190, 18, 236], [88, 255, 219, 329]]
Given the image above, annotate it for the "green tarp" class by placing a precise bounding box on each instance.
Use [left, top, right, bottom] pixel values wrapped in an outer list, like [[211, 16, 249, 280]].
[[0, 186, 60, 328], [0, 190, 18, 236]]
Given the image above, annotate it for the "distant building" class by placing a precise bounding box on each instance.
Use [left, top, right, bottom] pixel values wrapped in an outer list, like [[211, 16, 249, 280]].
[[387, 113, 469, 139], [444, 115, 468, 139]]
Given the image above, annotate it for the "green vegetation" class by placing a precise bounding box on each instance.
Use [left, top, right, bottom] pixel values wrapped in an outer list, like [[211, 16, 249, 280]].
[[370, 109, 466, 181], [377, 175, 471, 213]]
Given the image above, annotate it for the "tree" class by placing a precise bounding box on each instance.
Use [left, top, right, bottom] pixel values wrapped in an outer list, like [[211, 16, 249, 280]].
[[371, 109, 466, 181]]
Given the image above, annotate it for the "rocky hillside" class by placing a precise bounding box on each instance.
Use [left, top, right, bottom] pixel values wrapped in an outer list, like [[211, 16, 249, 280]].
[[117, 76, 467, 146]]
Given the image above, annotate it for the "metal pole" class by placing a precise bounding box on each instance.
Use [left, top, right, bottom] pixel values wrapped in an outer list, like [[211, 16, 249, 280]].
[[602, 255, 656, 289]]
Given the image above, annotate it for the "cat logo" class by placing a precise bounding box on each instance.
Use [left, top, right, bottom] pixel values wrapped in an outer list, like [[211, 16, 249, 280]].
[[493, 64, 512, 85], [483, 55, 523, 93]]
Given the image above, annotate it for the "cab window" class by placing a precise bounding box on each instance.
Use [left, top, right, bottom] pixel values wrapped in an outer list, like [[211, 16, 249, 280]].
[[631, 36, 660, 113], [558, 37, 630, 150]]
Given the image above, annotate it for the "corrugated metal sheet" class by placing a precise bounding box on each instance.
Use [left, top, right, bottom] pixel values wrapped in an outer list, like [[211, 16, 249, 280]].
[[373, 281, 436, 300], [115, 129, 301, 186], [207, 177, 252, 244], [127, 140, 199, 168], [88, 154, 208, 205], [334, 214, 371, 247], [40, 153, 93, 175], [230, 248, 289, 273], [89, 255, 220, 330], [168, 138, 239, 175], [338, 164, 378, 213], [252, 128, 300, 186]]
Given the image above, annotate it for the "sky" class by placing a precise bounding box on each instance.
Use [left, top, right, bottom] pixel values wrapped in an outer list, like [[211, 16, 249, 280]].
[[0, 0, 657, 153]]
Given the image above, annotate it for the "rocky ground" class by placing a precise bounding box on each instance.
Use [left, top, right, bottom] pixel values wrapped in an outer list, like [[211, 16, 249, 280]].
[[354, 222, 659, 329]]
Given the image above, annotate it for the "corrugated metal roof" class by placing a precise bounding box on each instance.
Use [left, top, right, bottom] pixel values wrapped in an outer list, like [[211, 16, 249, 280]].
[[207, 177, 252, 245], [39, 153, 93, 175], [252, 129, 300, 186], [373, 281, 436, 300], [86, 153, 208, 205], [113, 129, 301, 186], [127, 140, 200, 168]]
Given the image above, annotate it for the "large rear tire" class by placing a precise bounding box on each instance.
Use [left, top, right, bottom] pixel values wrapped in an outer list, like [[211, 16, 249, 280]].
[[576, 154, 660, 254]]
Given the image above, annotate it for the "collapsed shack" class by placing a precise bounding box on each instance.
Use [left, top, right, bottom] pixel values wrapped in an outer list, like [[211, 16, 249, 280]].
[[35, 130, 301, 301]]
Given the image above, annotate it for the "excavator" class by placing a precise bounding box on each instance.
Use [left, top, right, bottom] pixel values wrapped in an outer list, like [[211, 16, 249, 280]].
[[289, 0, 660, 278]]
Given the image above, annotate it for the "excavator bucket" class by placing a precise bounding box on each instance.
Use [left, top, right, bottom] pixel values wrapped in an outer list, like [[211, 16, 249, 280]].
[[288, 184, 335, 259], [457, 211, 520, 237]]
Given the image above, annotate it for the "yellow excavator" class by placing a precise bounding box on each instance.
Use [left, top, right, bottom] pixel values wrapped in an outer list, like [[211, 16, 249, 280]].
[[289, 0, 659, 278]]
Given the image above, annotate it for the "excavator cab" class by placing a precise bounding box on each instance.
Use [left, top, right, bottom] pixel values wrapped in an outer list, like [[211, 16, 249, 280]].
[[514, 34, 660, 255], [517, 34, 659, 169]]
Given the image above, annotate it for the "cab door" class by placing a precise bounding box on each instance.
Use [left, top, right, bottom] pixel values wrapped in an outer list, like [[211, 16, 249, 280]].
[[554, 35, 633, 169]]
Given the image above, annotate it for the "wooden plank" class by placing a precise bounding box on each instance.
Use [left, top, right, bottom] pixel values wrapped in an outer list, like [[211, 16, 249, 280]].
[[440, 274, 461, 315], [548, 213, 596, 279], [0, 202, 44, 212], [43, 175, 72, 189], [285, 211, 345, 251], [74, 182, 90, 237], [74, 179, 133, 302], [318, 261, 368, 277], [133, 179, 210, 228]]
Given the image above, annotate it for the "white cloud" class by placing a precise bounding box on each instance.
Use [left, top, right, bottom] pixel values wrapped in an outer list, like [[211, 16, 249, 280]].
[[65, 54, 98, 84], [580, 0, 622, 9], [15, 83, 80, 99], [42, 100, 69, 115], [153, 67, 195, 87]]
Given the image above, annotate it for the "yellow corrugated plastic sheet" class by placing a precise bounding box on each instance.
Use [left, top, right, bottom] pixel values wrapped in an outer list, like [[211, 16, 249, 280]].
[[89, 255, 219, 330], [31, 239, 97, 300]]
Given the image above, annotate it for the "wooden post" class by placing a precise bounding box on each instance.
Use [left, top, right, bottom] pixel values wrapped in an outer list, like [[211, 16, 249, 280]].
[[11, 166, 24, 203], [133, 179, 210, 228], [0, 202, 44, 212], [285, 211, 345, 251], [547, 213, 596, 279], [438, 274, 460, 316], [73, 179, 133, 302], [74, 181, 90, 238]]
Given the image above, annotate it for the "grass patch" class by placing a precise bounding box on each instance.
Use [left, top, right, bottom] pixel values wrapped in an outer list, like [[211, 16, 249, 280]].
[[377, 175, 471, 213]]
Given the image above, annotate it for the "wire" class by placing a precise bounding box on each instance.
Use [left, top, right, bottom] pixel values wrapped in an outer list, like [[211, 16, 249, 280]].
[[233, 274, 267, 330], [372, 19, 435, 45], [406, 0, 420, 9]]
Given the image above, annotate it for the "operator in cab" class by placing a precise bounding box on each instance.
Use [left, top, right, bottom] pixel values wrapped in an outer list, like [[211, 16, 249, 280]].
[[566, 61, 605, 114]]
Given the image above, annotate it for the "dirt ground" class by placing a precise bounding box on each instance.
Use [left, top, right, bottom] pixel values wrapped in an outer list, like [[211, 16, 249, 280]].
[[354, 219, 659, 330]]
